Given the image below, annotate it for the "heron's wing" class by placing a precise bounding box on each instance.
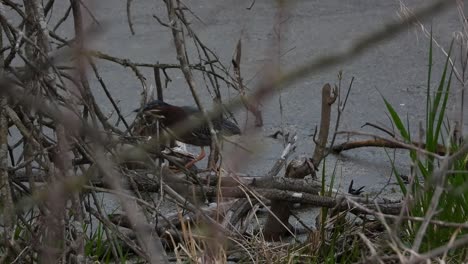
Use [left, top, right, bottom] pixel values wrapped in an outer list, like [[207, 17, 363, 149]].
[[219, 119, 241, 136], [180, 106, 199, 114]]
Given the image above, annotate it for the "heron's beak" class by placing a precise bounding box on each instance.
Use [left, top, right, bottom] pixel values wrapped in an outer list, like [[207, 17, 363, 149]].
[[147, 109, 165, 119]]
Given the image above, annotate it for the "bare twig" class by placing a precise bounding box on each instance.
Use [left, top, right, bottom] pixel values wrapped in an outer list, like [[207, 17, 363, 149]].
[[126, 0, 135, 35]]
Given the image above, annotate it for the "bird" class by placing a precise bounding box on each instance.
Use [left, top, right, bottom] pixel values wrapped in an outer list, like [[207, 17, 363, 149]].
[[135, 99, 241, 168]]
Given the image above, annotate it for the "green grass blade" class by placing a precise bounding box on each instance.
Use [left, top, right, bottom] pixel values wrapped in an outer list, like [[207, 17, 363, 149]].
[[434, 40, 454, 145], [430, 40, 454, 145], [383, 97, 410, 140], [426, 27, 434, 150]]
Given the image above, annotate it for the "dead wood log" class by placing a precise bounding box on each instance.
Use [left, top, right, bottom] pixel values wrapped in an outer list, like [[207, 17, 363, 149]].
[[331, 138, 447, 155], [11, 167, 400, 205], [109, 202, 235, 248], [221, 133, 298, 230], [10, 166, 401, 213], [264, 83, 336, 241], [109, 185, 402, 228]]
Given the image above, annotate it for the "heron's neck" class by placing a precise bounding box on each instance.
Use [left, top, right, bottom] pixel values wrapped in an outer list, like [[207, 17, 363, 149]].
[[162, 106, 189, 126]]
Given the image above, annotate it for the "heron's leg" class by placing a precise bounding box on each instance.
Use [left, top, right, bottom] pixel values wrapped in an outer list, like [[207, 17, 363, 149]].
[[184, 147, 205, 168]]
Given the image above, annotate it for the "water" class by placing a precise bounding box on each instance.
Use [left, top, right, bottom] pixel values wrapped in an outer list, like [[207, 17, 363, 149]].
[[76, 1, 463, 196], [6, 0, 466, 212]]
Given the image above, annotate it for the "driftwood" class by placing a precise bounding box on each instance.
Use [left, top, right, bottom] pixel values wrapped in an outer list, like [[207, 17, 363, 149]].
[[10, 162, 404, 260], [10, 165, 402, 213], [263, 83, 336, 240], [108, 200, 238, 246], [8, 83, 406, 245], [332, 137, 447, 155]]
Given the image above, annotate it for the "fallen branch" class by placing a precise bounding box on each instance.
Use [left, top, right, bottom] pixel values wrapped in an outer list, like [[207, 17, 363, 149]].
[[331, 137, 447, 155]]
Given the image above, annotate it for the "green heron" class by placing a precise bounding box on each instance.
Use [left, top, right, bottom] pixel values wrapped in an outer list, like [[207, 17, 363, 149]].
[[136, 100, 241, 168]]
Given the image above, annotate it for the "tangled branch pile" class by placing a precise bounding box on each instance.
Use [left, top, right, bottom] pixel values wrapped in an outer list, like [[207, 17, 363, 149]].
[[0, 0, 463, 263]]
